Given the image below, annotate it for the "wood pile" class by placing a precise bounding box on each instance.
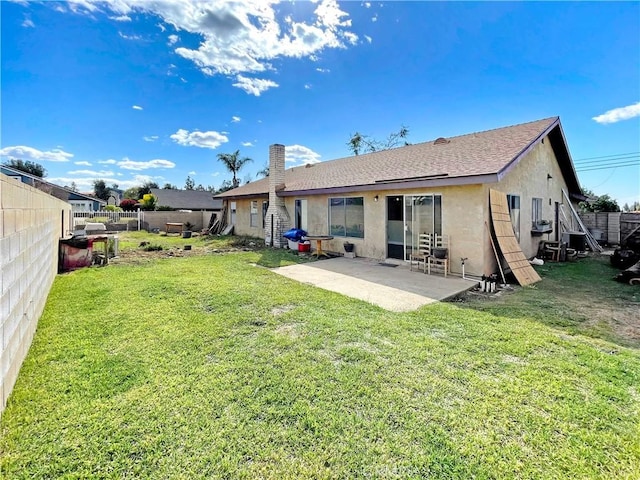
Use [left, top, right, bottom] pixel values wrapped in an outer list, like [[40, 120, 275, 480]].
[[207, 205, 228, 235]]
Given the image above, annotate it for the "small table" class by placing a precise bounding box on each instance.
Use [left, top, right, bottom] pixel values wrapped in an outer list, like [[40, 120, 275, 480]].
[[166, 222, 183, 234], [304, 235, 334, 258]]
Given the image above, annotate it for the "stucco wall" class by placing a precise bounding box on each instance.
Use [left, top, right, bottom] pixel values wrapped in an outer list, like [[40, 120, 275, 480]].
[[227, 135, 575, 279], [1, 174, 71, 414], [231, 197, 269, 238], [488, 139, 570, 261]]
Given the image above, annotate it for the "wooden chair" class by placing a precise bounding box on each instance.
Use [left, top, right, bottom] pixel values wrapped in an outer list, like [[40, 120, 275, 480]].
[[409, 233, 430, 273], [427, 233, 450, 277]]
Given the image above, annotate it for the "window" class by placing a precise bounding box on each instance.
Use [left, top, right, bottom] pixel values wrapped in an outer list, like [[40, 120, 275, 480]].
[[329, 197, 364, 238], [532, 197, 543, 224], [295, 199, 308, 230], [262, 201, 268, 228], [250, 201, 258, 227], [506, 194, 520, 242]]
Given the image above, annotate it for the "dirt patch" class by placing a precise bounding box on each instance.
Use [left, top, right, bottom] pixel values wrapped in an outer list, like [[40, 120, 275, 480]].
[[275, 323, 301, 339], [271, 305, 297, 316]]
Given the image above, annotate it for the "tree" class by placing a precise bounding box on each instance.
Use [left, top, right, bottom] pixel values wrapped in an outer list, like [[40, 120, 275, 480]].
[[216, 150, 253, 188], [185, 175, 195, 190], [70, 181, 78, 192], [139, 193, 157, 211], [622, 201, 640, 212], [139, 181, 158, 196], [163, 183, 177, 189], [195, 184, 205, 191], [579, 188, 621, 213], [347, 125, 410, 155], [215, 179, 235, 194], [93, 179, 110, 201], [256, 165, 269, 178], [2, 159, 47, 177]]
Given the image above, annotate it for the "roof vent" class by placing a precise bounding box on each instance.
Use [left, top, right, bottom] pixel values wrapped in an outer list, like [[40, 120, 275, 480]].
[[305, 163, 314, 168], [433, 137, 450, 145]]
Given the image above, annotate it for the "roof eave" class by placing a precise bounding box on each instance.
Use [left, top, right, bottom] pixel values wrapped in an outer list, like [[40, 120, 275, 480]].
[[278, 174, 499, 196]]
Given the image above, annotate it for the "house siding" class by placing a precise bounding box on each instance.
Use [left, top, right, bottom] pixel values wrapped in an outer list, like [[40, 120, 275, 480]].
[[486, 138, 571, 261], [226, 131, 575, 279]]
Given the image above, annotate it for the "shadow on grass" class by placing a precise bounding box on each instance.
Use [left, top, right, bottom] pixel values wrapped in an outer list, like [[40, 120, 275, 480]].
[[452, 255, 640, 350], [255, 247, 314, 268]]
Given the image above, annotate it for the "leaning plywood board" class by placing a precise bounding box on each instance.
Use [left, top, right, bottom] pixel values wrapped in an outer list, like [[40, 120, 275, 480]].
[[489, 189, 541, 286]]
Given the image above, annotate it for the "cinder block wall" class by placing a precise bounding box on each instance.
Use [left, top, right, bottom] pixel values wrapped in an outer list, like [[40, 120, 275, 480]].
[[1, 174, 71, 414], [140, 211, 214, 232]]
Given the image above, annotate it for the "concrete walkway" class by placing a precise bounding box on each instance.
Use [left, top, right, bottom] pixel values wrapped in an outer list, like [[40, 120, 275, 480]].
[[273, 257, 478, 312]]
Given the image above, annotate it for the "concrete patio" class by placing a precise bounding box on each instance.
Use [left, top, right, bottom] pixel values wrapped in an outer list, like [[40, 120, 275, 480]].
[[273, 257, 479, 312]]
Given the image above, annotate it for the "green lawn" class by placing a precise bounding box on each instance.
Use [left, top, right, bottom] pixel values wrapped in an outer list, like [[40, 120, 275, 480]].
[[1, 250, 639, 478]]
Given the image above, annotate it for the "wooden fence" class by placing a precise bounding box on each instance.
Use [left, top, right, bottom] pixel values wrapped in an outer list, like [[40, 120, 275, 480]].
[[578, 212, 640, 246]]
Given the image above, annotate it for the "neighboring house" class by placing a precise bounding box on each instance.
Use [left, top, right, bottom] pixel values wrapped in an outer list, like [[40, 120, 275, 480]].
[[150, 188, 223, 211], [216, 117, 584, 277], [0, 165, 105, 211]]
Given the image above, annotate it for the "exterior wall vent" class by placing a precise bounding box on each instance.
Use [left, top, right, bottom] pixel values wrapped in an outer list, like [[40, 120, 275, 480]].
[[433, 137, 450, 145]]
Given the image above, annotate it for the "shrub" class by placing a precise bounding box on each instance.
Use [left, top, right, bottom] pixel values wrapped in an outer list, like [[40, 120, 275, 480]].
[[157, 205, 174, 211], [120, 199, 138, 211], [139, 194, 157, 211], [104, 205, 123, 212], [141, 244, 163, 251]]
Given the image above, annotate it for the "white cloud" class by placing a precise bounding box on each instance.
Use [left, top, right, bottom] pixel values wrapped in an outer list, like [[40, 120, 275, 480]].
[[364, 35, 372, 43], [48, 174, 162, 191], [211, 172, 220, 177], [74, 161, 92, 166], [364, 2, 371, 7], [68, 169, 115, 176], [143, 135, 159, 142], [0, 145, 73, 162], [372, 14, 378, 22], [118, 31, 142, 41], [593, 102, 640, 124], [285, 144, 321, 165], [167, 34, 179, 45], [188, 171, 197, 175], [241, 141, 254, 147], [110, 14, 131, 22], [316, 67, 330, 73], [98, 159, 117, 165], [22, 18, 35, 28], [170, 129, 229, 149], [118, 158, 175, 171], [231, 115, 241, 123], [59, 1, 358, 93], [304, 84, 312, 90], [232, 75, 279, 96], [132, 105, 143, 110]]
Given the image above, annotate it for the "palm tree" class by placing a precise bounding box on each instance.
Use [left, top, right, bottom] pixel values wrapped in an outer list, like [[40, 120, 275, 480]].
[[216, 150, 253, 188]]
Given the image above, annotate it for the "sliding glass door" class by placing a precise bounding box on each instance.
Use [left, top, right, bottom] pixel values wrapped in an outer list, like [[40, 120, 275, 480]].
[[386, 195, 441, 261]]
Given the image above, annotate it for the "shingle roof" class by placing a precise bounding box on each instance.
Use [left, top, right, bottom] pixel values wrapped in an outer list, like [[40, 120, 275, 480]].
[[217, 117, 578, 198], [150, 188, 222, 210], [1, 165, 106, 203]]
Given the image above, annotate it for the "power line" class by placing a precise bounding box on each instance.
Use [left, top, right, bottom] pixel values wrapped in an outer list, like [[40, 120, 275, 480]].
[[573, 154, 640, 165], [576, 161, 640, 172], [573, 151, 640, 162]]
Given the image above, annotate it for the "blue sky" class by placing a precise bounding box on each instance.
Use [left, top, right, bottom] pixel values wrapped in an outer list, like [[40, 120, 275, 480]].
[[2, 1, 639, 205]]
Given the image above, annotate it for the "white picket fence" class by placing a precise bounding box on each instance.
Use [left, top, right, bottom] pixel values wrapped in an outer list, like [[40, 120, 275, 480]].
[[73, 210, 141, 229]]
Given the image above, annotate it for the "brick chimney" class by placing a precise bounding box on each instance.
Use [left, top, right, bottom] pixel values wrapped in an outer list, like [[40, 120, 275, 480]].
[[264, 144, 290, 247]]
